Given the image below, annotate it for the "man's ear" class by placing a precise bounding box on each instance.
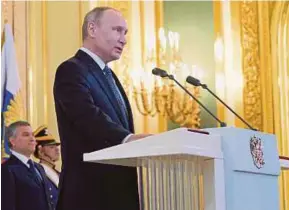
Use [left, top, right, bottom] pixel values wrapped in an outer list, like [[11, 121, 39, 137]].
[[38, 145, 43, 155], [87, 22, 97, 38], [9, 137, 16, 148]]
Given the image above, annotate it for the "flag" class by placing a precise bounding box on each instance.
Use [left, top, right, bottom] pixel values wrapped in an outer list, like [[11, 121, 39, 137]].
[[1, 24, 22, 158]]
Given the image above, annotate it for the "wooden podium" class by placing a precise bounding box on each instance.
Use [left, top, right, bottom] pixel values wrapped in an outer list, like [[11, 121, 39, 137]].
[[83, 127, 288, 210]]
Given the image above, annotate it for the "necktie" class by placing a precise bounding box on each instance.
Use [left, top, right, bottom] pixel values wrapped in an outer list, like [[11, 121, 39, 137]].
[[103, 66, 129, 128], [28, 159, 43, 183]]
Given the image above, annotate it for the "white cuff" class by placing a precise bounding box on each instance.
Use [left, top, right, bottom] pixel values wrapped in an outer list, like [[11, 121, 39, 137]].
[[122, 134, 133, 143]]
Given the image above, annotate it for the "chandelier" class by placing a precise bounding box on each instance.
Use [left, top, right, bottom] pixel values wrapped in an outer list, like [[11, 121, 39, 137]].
[[130, 28, 203, 128]]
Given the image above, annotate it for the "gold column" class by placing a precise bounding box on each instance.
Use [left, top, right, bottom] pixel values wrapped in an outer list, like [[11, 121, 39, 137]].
[[213, 1, 244, 127], [154, 0, 167, 133], [257, 2, 274, 133], [213, 1, 225, 124], [27, 1, 45, 129], [240, 1, 262, 130], [271, 2, 289, 210]]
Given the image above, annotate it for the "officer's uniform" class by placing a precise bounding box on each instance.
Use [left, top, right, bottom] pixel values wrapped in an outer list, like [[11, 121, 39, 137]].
[[34, 125, 61, 210]]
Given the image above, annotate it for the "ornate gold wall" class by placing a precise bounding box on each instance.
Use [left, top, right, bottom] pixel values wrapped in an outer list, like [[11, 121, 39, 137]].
[[270, 2, 289, 209], [214, 2, 289, 209]]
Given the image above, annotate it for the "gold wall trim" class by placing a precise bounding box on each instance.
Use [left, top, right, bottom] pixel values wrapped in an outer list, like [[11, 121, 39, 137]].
[[139, 1, 145, 68], [214, 1, 244, 127], [139, 0, 150, 133], [213, 1, 225, 124], [42, 1, 48, 125], [240, 1, 262, 131], [257, 2, 274, 133], [27, 1, 37, 127], [271, 2, 289, 210]]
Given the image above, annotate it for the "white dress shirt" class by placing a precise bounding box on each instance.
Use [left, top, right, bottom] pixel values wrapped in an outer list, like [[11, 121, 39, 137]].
[[11, 150, 44, 181], [79, 47, 132, 143], [80, 47, 105, 70], [11, 150, 30, 168]]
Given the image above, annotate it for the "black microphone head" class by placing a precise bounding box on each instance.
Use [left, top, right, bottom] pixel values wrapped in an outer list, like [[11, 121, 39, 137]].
[[186, 76, 201, 86], [152, 68, 168, 78]]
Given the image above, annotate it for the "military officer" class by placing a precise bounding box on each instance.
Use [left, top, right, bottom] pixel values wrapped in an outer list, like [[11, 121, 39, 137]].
[[34, 125, 61, 210]]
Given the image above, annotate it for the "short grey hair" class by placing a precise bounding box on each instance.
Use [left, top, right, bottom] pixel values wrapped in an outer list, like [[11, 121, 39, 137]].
[[6, 121, 31, 148], [82, 6, 116, 41]]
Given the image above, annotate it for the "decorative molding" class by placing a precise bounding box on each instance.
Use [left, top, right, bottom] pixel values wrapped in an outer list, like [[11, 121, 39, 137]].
[[257, 2, 274, 133], [270, 4, 289, 209], [240, 1, 262, 130]]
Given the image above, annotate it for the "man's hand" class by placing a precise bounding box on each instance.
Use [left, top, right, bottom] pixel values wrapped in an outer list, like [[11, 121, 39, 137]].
[[126, 134, 153, 143]]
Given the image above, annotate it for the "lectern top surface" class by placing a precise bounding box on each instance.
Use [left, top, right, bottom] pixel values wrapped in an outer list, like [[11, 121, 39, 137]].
[[83, 128, 222, 167]]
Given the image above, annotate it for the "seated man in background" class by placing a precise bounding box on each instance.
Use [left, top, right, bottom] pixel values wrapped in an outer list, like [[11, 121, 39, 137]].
[[33, 125, 61, 210], [1, 121, 53, 210]]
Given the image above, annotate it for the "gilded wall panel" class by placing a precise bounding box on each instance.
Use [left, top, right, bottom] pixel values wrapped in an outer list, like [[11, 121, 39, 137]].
[[270, 2, 289, 210], [215, 2, 288, 209], [240, 1, 262, 131], [240, 2, 289, 210]]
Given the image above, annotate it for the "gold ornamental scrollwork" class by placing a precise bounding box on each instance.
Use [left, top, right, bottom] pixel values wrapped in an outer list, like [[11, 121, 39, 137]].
[[240, 1, 262, 130]]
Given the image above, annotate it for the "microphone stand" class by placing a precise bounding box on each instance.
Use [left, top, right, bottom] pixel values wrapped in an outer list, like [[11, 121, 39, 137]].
[[167, 74, 227, 127], [187, 76, 257, 131]]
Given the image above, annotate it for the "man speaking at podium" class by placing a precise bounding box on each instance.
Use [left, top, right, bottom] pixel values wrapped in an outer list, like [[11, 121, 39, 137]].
[[54, 6, 150, 210]]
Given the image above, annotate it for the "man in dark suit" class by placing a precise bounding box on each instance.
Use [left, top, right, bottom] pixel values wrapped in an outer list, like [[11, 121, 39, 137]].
[[34, 125, 61, 210], [54, 6, 150, 210], [1, 121, 53, 210]]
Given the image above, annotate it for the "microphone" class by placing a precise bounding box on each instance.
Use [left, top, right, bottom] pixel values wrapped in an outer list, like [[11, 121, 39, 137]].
[[152, 68, 169, 78], [186, 76, 257, 131], [152, 68, 227, 127]]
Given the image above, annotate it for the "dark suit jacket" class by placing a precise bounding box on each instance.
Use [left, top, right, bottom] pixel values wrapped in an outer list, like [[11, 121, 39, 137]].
[[1, 155, 53, 210], [53, 50, 139, 210]]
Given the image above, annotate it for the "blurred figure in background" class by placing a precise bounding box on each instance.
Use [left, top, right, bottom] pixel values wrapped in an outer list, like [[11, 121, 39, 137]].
[[34, 125, 61, 210]]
